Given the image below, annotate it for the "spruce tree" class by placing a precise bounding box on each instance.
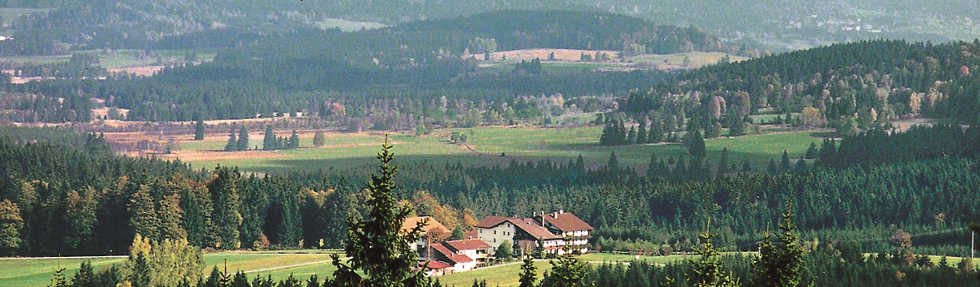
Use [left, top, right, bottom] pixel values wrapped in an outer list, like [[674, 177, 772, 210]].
[[547, 243, 590, 287], [804, 143, 817, 159], [288, 130, 300, 149], [648, 120, 663, 143], [687, 218, 739, 287], [518, 256, 537, 287], [717, 148, 729, 178], [194, 120, 206, 141], [637, 120, 647, 144], [753, 202, 806, 287], [794, 156, 807, 174], [209, 168, 242, 249], [780, 150, 791, 172], [224, 128, 237, 152], [329, 136, 428, 287], [607, 152, 619, 171], [237, 126, 249, 151], [627, 126, 637, 145], [263, 126, 278, 150], [687, 130, 706, 159], [767, 159, 778, 175]]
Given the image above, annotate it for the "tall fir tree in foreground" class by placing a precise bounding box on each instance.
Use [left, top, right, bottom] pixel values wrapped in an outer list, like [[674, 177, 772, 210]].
[[688, 218, 739, 287], [518, 256, 537, 287], [543, 243, 591, 287], [328, 136, 428, 287], [752, 202, 806, 287]]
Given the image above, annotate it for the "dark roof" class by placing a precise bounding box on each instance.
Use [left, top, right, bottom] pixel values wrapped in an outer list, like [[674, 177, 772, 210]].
[[512, 218, 561, 240], [474, 216, 511, 228], [432, 244, 474, 264], [540, 212, 594, 232], [445, 239, 491, 251]]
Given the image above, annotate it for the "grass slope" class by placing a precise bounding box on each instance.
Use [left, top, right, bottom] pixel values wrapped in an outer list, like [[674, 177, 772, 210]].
[[176, 126, 824, 175]]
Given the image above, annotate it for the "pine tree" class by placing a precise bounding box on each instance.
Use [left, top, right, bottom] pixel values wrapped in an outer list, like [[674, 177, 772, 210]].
[[637, 120, 647, 144], [129, 185, 161, 241], [263, 126, 278, 150], [627, 126, 637, 145], [194, 120, 206, 141], [518, 256, 537, 287], [717, 148, 729, 178], [648, 119, 663, 143], [804, 143, 817, 159], [329, 136, 428, 287], [237, 126, 249, 151], [687, 130, 706, 159], [767, 159, 778, 175], [547, 243, 590, 287], [607, 152, 619, 171], [687, 218, 739, 287], [288, 130, 300, 149], [73, 260, 96, 287], [209, 168, 242, 249], [794, 156, 807, 174], [313, 131, 326, 147], [780, 150, 791, 172], [224, 128, 237, 152], [753, 202, 806, 287]]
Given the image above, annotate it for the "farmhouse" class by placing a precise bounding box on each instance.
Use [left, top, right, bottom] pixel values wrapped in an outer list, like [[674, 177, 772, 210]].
[[475, 211, 592, 256], [537, 210, 594, 253]]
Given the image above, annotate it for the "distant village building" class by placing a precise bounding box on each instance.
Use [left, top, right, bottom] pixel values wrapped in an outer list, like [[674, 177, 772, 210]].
[[405, 211, 594, 276], [475, 211, 593, 256]]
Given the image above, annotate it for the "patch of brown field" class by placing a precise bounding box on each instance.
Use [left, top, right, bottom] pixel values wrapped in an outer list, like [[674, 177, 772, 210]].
[[159, 149, 288, 162], [464, 48, 621, 62], [108, 65, 164, 77]]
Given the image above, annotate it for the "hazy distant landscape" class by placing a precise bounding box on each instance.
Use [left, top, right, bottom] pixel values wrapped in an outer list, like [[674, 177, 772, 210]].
[[0, 1, 978, 287]]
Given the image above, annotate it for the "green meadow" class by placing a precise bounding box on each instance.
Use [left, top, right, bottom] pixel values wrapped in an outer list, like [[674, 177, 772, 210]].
[[181, 126, 825, 175], [5, 252, 975, 287]]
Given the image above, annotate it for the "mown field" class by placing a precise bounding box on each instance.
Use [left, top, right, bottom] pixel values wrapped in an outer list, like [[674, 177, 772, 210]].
[[3, 252, 976, 287], [0, 49, 216, 68], [174, 125, 825, 175]]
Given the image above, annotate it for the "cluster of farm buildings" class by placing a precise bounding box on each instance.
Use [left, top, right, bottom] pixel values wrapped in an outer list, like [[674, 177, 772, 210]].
[[404, 210, 594, 276]]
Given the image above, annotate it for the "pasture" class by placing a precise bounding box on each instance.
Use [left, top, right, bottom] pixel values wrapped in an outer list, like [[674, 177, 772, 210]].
[[162, 125, 826, 175], [4, 252, 975, 287]]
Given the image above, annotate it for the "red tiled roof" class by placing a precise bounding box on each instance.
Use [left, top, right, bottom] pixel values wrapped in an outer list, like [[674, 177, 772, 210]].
[[540, 212, 593, 232], [432, 244, 474, 264], [463, 230, 478, 239], [445, 239, 491, 251], [421, 260, 452, 270]]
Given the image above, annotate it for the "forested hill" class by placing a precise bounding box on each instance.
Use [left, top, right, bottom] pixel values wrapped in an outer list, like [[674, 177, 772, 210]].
[[388, 10, 727, 54], [620, 40, 980, 144], [9, 11, 728, 122]]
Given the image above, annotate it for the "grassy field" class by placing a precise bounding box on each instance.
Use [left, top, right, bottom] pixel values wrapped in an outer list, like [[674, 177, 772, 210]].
[[0, 8, 49, 26], [175, 126, 824, 175], [0, 49, 217, 68], [629, 52, 750, 69], [4, 252, 975, 287]]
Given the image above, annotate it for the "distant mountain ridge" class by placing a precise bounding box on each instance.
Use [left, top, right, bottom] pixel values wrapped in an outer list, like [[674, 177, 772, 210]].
[[2, 0, 978, 55]]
